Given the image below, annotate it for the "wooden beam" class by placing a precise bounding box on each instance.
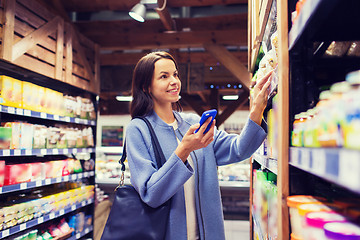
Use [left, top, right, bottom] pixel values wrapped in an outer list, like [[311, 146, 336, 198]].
[[156, 0, 176, 31], [180, 93, 205, 116], [204, 44, 251, 91], [62, 0, 247, 12], [100, 51, 248, 66], [65, 23, 73, 85], [1, 0, 15, 61], [94, 29, 247, 51], [12, 16, 61, 61], [216, 92, 248, 126], [75, 14, 247, 36], [55, 18, 64, 80]]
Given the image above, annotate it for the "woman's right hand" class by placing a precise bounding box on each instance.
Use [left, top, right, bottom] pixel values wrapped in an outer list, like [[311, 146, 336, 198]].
[[175, 117, 216, 162]]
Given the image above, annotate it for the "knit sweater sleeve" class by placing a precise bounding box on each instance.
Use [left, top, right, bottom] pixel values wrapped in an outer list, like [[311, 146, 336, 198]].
[[213, 118, 267, 166]]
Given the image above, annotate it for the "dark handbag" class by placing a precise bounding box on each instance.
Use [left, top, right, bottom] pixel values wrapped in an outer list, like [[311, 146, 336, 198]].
[[101, 116, 170, 240]]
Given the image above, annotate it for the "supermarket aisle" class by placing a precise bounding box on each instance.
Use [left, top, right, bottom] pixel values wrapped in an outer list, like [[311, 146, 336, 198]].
[[224, 220, 250, 240]]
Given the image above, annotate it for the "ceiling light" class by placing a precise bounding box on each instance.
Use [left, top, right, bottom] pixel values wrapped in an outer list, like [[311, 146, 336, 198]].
[[129, 3, 146, 22], [116, 96, 133, 102], [222, 95, 239, 100], [129, 0, 159, 22]]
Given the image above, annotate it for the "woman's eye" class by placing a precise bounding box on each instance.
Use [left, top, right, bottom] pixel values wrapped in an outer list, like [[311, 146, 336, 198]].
[[174, 73, 178, 78], [160, 75, 167, 79]]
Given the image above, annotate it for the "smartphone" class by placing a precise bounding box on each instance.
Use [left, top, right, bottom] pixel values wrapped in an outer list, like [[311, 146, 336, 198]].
[[194, 109, 217, 134]]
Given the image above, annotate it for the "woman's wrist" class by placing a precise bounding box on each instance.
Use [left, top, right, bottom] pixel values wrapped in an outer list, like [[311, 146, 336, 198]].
[[175, 143, 191, 163], [249, 106, 264, 126]]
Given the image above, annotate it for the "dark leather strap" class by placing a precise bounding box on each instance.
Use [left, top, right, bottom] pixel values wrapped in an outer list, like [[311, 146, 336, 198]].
[[120, 116, 166, 171]]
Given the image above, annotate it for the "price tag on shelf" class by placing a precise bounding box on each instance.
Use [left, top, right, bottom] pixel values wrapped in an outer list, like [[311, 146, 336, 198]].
[[301, 148, 311, 170], [8, 107, 15, 114], [45, 179, 51, 185], [36, 180, 42, 187], [53, 149, 59, 155], [59, 209, 65, 215], [339, 150, 360, 190], [84, 172, 88, 177], [54, 115, 60, 120], [2, 229, 9, 238], [76, 233, 81, 239], [75, 118, 80, 123], [82, 201, 86, 207], [72, 149, 78, 154], [63, 149, 68, 154], [56, 177, 61, 183], [40, 112, 47, 119], [25, 149, 32, 155], [24, 109, 31, 116], [65, 116, 70, 122], [78, 173, 83, 178], [20, 183, 27, 190], [41, 149, 47, 155], [20, 223, 26, 231], [63, 175, 69, 181], [38, 217, 44, 224], [0, 187, 2, 194], [85, 228, 90, 234], [16, 108, 23, 115], [72, 174, 77, 180], [50, 213, 55, 219], [71, 205, 76, 211], [312, 149, 326, 175], [2, 150, 10, 156], [14, 149, 21, 155]]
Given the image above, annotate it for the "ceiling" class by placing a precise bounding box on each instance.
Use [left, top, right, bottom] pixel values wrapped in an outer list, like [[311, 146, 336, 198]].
[[41, 0, 250, 125]]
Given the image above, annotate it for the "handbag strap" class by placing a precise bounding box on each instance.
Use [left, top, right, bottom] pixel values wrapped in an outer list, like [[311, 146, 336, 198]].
[[118, 116, 166, 186]]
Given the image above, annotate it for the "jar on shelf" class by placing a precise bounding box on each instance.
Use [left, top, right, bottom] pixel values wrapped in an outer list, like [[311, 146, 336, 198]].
[[324, 222, 360, 240]]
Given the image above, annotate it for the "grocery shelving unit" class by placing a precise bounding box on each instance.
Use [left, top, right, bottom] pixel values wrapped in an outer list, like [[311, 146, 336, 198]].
[[249, 0, 360, 239], [0, 0, 100, 239]]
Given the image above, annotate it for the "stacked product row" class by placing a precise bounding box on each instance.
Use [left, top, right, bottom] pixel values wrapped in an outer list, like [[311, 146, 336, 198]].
[[291, 70, 360, 149], [0, 183, 94, 231], [0, 75, 96, 119], [0, 122, 94, 150], [287, 195, 360, 240], [0, 158, 83, 187], [253, 170, 278, 240], [8, 213, 92, 240]]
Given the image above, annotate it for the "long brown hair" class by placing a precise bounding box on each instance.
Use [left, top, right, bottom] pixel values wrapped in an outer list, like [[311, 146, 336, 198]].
[[130, 51, 182, 118]]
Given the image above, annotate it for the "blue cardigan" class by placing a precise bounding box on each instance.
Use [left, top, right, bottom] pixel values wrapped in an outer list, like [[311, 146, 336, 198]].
[[125, 111, 267, 240]]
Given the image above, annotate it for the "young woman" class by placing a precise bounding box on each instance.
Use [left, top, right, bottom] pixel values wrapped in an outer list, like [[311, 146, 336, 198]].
[[125, 51, 272, 240]]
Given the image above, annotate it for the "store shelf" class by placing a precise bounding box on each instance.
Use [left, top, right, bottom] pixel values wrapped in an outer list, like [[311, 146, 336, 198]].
[[253, 154, 278, 175], [0, 171, 94, 194], [0, 105, 96, 126], [96, 178, 131, 185], [219, 181, 250, 188], [0, 198, 94, 239], [289, 0, 360, 50], [67, 226, 93, 240], [0, 148, 95, 157], [290, 147, 360, 194]]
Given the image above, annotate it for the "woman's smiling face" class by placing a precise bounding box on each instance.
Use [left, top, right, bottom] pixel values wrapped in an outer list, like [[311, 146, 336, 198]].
[[149, 58, 181, 108]]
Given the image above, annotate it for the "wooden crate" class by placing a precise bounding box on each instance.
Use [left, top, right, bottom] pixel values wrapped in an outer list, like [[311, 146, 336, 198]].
[[0, 0, 100, 94]]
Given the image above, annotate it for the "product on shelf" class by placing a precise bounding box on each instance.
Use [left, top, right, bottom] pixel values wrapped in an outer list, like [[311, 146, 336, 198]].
[[325, 41, 352, 57], [0, 76, 22, 108], [4, 163, 32, 185], [0, 160, 4, 186], [304, 211, 347, 240], [347, 41, 360, 57], [324, 222, 360, 240], [0, 127, 12, 149], [287, 195, 327, 237]]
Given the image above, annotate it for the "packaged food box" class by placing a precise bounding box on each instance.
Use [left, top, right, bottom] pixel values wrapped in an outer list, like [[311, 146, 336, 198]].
[[0, 75, 22, 108], [4, 122, 21, 149], [33, 124, 47, 149], [20, 123, 34, 149], [4, 163, 31, 185], [0, 161, 4, 187], [30, 162, 44, 181], [0, 127, 12, 149], [22, 81, 38, 111]]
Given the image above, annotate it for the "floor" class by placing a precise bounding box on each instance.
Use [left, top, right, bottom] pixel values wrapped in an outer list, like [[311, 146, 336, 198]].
[[224, 220, 250, 240]]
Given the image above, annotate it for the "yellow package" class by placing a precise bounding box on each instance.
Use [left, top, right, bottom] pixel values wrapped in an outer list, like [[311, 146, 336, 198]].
[[0, 75, 23, 108], [22, 81, 39, 111]]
